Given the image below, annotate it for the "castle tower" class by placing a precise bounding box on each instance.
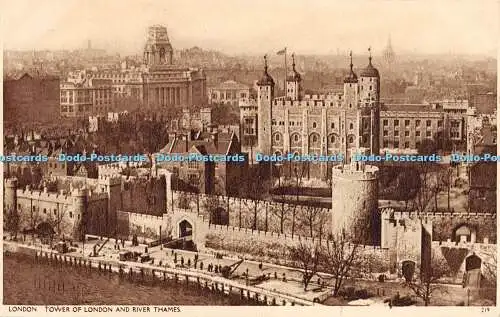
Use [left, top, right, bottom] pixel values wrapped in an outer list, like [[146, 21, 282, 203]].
[[101, 176, 122, 236], [4, 178, 18, 212], [71, 188, 88, 240], [257, 55, 275, 155], [331, 153, 380, 245], [359, 48, 380, 106], [343, 51, 359, 109], [144, 25, 174, 67], [286, 53, 301, 101], [358, 48, 381, 155]]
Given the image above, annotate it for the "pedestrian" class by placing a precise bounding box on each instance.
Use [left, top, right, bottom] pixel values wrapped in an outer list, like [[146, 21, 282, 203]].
[[258, 262, 263, 270], [200, 262, 204, 270], [180, 256, 184, 266]]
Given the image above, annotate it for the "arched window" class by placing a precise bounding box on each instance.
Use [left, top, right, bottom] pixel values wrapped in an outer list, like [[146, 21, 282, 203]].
[[274, 133, 280, 142], [330, 135, 336, 143], [349, 123, 354, 130], [294, 134, 299, 142], [331, 122, 335, 129], [348, 136, 354, 143], [312, 122, 317, 129], [312, 135, 318, 143]]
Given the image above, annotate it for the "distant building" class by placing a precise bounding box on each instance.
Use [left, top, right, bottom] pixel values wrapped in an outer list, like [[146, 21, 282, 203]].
[[208, 80, 250, 106], [60, 76, 114, 118], [180, 108, 212, 130], [471, 92, 496, 115], [3, 72, 60, 124], [158, 128, 246, 196], [91, 25, 207, 110]]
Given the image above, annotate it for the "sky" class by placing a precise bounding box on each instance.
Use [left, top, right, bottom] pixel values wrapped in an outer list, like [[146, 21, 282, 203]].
[[1, 0, 499, 57]]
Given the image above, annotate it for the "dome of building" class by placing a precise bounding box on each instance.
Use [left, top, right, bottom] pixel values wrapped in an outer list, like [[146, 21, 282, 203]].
[[360, 56, 379, 78], [344, 51, 358, 83], [287, 54, 301, 82], [257, 56, 275, 86]]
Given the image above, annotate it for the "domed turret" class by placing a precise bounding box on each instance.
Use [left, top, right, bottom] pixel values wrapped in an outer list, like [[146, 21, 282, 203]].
[[257, 55, 275, 86], [287, 53, 301, 82], [360, 47, 379, 78], [343, 51, 358, 84]]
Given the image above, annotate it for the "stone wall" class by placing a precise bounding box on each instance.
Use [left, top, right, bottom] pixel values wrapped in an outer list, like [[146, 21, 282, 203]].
[[169, 190, 331, 239]]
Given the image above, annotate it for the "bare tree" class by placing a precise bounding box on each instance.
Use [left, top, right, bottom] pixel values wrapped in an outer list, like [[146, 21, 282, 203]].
[[288, 241, 323, 291], [4, 207, 20, 240], [300, 206, 324, 238], [405, 253, 448, 306], [439, 167, 453, 212], [413, 162, 435, 213], [321, 234, 360, 296], [290, 162, 307, 236]]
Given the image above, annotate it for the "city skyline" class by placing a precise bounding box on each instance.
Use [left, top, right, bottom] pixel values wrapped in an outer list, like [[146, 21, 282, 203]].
[[1, 0, 498, 57]]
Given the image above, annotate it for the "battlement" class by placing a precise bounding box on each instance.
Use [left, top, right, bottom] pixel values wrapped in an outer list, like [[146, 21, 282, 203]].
[[17, 188, 74, 204], [71, 188, 87, 197], [97, 174, 123, 185], [87, 190, 109, 201], [332, 164, 378, 180], [380, 208, 497, 221], [432, 239, 496, 248], [5, 178, 18, 187], [273, 99, 343, 108]]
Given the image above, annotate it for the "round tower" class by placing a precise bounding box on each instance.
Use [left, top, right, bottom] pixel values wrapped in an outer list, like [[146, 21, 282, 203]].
[[4, 178, 18, 212], [331, 156, 379, 245], [257, 55, 275, 155], [71, 188, 88, 240]]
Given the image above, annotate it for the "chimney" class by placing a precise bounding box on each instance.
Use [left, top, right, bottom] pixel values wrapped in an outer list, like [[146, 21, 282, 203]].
[[185, 134, 189, 152]]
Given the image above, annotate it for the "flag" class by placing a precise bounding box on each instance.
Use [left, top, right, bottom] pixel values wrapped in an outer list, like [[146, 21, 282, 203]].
[[276, 48, 286, 55]]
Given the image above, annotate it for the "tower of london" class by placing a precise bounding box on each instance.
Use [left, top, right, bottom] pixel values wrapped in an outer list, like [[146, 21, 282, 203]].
[[256, 52, 381, 169]]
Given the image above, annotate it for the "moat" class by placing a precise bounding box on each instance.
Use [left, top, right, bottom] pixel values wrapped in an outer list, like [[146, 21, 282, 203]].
[[3, 252, 243, 305]]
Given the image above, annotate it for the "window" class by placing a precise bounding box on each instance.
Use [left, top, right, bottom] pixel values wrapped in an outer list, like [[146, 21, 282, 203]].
[[330, 123, 335, 129], [330, 135, 336, 143], [274, 134, 281, 142], [294, 134, 299, 142], [405, 131, 410, 137], [43, 208, 46, 214], [383, 141, 389, 148], [348, 136, 354, 143], [437, 120, 443, 127], [312, 122, 317, 128], [69, 212, 73, 219], [394, 130, 399, 137], [383, 130, 388, 136], [312, 135, 318, 142], [383, 119, 388, 126], [394, 120, 399, 127], [349, 123, 354, 130], [394, 141, 399, 148], [416, 141, 421, 149], [369, 85, 372, 91], [416, 131, 421, 137], [54, 209, 57, 215], [405, 142, 410, 148], [416, 120, 421, 127], [405, 120, 410, 127], [426, 131, 431, 137], [426, 120, 431, 127]]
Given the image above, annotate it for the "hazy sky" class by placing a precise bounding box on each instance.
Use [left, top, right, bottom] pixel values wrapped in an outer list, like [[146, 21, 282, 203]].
[[1, 0, 498, 56]]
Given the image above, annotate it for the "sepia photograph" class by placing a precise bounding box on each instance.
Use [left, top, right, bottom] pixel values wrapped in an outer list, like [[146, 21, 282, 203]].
[[0, 0, 498, 312]]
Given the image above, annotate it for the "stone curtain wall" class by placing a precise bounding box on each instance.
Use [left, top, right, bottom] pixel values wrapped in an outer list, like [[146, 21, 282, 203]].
[[171, 191, 332, 239], [431, 213, 497, 243], [204, 227, 392, 275], [116, 210, 172, 241], [121, 177, 166, 216]]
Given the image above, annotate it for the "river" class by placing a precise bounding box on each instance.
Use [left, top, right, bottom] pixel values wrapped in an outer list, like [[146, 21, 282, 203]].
[[4, 252, 250, 305]]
